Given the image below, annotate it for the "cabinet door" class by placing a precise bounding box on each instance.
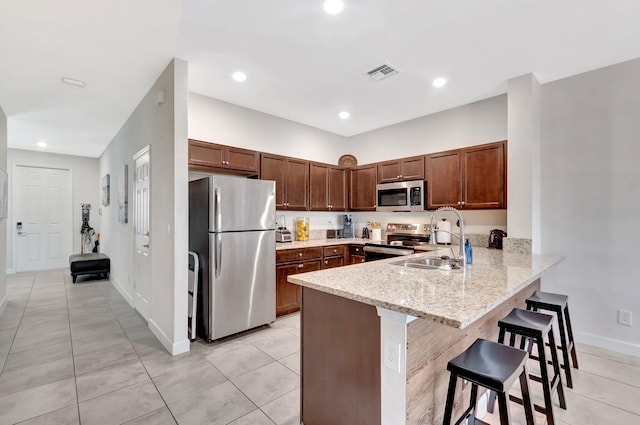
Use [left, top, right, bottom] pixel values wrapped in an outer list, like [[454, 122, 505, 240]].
[[285, 158, 309, 210], [226, 146, 259, 173], [350, 255, 365, 264], [349, 165, 377, 211], [261, 154, 286, 209], [427, 150, 462, 209], [377, 161, 402, 183], [309, 163, 329, 211], [188, 140, 224, 167], [276, 260, 321, 316], [401, 156, 425, 181], [328, 167, 347, 211], [463, 141, 506, 209], [276, 263, 301, 317]]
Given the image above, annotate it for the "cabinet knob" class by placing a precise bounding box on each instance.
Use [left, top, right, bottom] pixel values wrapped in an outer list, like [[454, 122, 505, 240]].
[[298, 252, 303, 257], [461, 201, 466, 206], [355, 248, 360, 252], [457, 201, 462, 206], [399, 175, 403, 178], [333, 249, 337, 253], [396, 175, 400, 179], [298, 264, 303, 269], [324, 260, 328, 265]]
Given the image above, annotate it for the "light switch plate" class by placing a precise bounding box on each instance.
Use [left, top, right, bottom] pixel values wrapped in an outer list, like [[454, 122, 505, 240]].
[[618, 310, 632, 326]]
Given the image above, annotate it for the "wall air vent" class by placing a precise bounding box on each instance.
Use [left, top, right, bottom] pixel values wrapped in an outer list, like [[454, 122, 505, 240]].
[[366, 63, 401, 81]]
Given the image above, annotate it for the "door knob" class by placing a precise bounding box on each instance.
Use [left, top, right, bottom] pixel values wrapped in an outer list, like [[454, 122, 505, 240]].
[[143, 244, 149, 248]]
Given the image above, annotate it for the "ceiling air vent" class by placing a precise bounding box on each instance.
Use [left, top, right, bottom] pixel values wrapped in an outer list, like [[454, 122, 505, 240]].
[[366, 63, 401, 81]]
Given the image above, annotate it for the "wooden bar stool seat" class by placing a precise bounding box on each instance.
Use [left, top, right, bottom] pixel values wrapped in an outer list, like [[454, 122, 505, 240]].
[[443, 338, 535, 425], [489, 308, 566, 425], [526, 291, 579, 388]]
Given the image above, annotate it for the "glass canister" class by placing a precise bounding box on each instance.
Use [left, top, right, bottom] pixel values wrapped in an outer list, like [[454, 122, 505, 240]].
[[295, 217, 309, 241]]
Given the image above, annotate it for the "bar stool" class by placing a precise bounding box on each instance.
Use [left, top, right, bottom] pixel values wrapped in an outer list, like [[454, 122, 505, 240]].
[[526, 291, 579, 388], [488, 308, 566, 425], [443, 338, 535, 425]]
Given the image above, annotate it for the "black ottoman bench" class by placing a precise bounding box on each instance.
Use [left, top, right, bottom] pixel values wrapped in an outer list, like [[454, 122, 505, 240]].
[[69, 253, 111, 283]]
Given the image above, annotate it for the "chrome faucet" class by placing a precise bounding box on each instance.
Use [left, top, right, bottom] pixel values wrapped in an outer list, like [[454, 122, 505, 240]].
[[429, 206, 466, 266]]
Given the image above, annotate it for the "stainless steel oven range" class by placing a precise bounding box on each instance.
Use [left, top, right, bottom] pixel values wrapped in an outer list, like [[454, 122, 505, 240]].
[[363, 223, 431, 261]]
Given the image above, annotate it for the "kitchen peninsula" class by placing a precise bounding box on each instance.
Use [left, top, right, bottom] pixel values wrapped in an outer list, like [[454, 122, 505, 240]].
[[288, 247, 562, 425]]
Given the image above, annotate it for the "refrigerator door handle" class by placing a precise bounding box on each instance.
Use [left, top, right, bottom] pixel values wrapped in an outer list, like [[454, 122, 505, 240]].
[[214, 233, 222, 278], [214, 186, 222, 232]]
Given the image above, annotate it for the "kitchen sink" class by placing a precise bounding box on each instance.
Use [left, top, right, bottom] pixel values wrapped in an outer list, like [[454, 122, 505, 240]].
[[391, 256, 461, 270]]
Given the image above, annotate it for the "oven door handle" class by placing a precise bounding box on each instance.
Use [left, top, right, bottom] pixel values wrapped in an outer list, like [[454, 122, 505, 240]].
[[363, 246, 415, 256]]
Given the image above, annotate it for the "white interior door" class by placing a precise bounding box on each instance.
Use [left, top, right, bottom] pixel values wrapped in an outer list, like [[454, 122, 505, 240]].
[[133, 147, 151, 319], [13, 165, 71, 272]]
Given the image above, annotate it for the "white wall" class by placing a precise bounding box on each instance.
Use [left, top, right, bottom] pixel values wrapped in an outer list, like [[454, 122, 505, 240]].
[[540, 58, 640, 355], [189, 93, 346, 164], [346, 95, 507, 164], [0, 107, 7, 311], [5, 149, 100, 272], [507, 74, 541, 249], [100, 59, 189, 355]]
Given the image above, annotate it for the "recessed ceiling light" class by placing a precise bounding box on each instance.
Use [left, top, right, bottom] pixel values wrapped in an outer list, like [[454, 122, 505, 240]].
[[338, 111, 350, 120], [432, 77, 447, 88], [37, 141, 47, 148], [323, 0, 344, 15], [232, 71, 247, 82], [61, 77, 86, 88]]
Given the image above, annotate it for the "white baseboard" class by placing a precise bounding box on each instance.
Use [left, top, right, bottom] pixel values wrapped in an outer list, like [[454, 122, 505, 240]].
[[110, 277, 134, 307], [6, 268, 15, 275], [576, 331, 640, 358], [148, 318, 190, 356]]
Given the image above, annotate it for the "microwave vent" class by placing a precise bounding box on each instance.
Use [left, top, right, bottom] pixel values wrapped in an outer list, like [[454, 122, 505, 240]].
[[366, 63, 401, 81]]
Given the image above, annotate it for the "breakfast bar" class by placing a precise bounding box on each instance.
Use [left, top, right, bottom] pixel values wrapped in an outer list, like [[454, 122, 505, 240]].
[[289, 247, 562, 425]]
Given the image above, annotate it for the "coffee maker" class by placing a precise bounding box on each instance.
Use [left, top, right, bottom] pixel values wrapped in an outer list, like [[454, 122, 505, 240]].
[[342, 214, 353, 238]]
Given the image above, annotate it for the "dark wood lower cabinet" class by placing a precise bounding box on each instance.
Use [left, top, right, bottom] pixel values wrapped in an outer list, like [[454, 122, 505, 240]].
[[276, 259, 321, 317], [301, 287, 381, 425]]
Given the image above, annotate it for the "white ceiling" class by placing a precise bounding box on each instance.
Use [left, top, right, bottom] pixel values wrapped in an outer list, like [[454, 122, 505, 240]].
[[2, 1, 640, 158]]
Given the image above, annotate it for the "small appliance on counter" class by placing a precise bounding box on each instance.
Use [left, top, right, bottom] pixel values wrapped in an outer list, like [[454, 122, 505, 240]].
[[342, 214, 353, 238], [327, 229, 343, 239], [275, 215, 292, 243], [488, 229, 507, 249]]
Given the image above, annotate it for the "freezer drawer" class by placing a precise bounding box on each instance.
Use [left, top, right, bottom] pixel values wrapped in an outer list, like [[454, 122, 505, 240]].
[[207, 230, 276, 340]]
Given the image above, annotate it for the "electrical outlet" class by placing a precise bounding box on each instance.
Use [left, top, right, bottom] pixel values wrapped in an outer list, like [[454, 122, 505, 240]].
[[618, 310, 632, 326], [384, 339, 402, 373]]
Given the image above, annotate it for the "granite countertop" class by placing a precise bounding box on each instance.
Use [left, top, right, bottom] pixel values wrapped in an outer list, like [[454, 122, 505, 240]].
[[276, 238, 372, 250], [288, 247, 563, 329]]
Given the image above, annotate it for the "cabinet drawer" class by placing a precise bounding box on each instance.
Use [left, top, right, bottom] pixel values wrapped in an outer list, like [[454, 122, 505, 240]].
[[277, 247, 323, 264], [349, 245, 365, 256], [323, 245, 345, 258], [323, 256, 344, 269], [294, 259, 322, 273]]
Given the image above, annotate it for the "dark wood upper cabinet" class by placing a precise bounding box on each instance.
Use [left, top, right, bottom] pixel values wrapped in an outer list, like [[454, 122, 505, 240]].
[[309, 163, 347, 211], [188, 140, 259, 175], [377, 155, 425, 183], [349, 164, 377, 211], [261, 153, 309, 211], [426, 150, 462, 209], [427, 141, 506, 209], [463, 141, 506, 209]]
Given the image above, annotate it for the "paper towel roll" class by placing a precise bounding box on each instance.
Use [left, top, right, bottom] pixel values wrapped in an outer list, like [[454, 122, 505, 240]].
[[436, 219, 451, 244], [370, 228, 382, 241]]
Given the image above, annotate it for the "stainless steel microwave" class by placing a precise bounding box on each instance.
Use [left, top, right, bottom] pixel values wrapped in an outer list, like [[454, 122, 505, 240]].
[[376, 180, 427, 212]]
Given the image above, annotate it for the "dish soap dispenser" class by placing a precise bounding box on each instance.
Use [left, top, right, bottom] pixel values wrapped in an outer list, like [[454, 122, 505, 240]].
[[464, 238, 473, 264]]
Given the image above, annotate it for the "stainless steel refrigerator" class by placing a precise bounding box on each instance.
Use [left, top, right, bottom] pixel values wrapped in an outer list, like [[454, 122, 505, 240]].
[[189, 175, 276, 341]]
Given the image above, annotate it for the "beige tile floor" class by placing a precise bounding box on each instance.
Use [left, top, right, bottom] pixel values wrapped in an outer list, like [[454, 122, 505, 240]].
[[1, 269, 639, 424], [0, 269, 300, 424]]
